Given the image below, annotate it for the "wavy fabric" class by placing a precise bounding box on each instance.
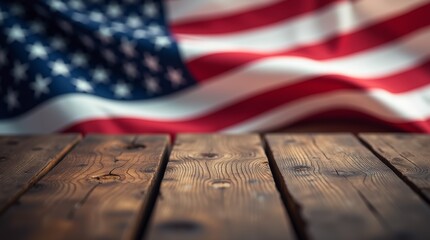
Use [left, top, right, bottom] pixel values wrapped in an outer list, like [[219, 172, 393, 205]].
[[0, 0, 430, 133]]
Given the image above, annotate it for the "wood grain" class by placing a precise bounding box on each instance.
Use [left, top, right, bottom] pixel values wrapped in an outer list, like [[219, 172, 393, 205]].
[[0, 135, 169, 240], [0, 135, 80, 214], [265, 133, 430, 240], [359, 133, 430, 203], [145, 134, 295, 240]]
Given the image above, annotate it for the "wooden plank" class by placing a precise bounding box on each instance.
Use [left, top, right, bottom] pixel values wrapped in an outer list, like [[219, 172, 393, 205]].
[[0, 135, 169, 240], [359, 133, 430, 203], [145, 134, 295, 240], [265, 133, 430, 240], [0, 135, 81, 214]]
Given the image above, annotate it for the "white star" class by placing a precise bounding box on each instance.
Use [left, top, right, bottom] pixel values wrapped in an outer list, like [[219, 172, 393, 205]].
[[72, 78, 93, 93], [50, 0, 67, 11], [92, 67, 108, 83], [154, 36, 171, 50], [89, 11, 105, 23], [143, 2, 158, 18], [107, 4, 122, 17], [112, 82, 131, 98], [144, 75, 160, 93], [123, 62, 138, 78], [167, 67, 184, 87], [30, 75, 51, 98], [71, 52, 88, 67], [7, 25, 26, 43], [143, 53, 159, 72], [27, 43, 48, 60], [120, 39, 136, 58], [4, 89, 19, 110], [98, 27, 112, 38], [72, 13, 87, 23], [133, 29, 147, 39], [148, 24, 163, 35], [69, 0, 84, 10], [126, 15, 142, 28], [13, 62, 28, 82], [112, 22, 127, 32], [50, 60, 70, 76]]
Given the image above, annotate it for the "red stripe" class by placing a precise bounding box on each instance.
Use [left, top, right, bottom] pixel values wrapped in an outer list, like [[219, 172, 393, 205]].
[[186, 4, 430, 82], [62, 112, 430, 134], [171, 0, 341, 35], [61, 74, 430, 133]]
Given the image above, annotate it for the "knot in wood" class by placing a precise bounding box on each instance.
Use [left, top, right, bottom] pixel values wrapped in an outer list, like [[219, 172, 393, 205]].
[[332, 170, 359, 177], [90, 173, 121, 183], [292, 165, 312, 172]]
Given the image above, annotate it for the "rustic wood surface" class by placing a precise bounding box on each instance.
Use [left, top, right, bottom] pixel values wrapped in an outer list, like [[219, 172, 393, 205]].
[[0, 135, 169, 240], [0, 133, 429, 240], [0, 135, 80, 214], [145, 134, 295, 240], [265, 133, 430, 240], [360, 133, 430, 203]]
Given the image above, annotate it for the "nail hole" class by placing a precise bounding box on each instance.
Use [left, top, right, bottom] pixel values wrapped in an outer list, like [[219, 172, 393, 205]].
[[0, 156, 6, 161]]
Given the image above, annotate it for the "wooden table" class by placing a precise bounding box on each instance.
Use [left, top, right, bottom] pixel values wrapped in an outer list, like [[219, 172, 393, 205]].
[[0, 133, 429, 240]]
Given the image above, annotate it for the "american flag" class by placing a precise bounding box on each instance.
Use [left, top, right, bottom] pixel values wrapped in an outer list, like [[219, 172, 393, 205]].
[[1, 0, 430, 134]]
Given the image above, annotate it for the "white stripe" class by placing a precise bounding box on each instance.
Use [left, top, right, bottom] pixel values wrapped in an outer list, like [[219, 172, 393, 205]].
[[1, 27, 430, 133], [166, 0, 281, 24], [177, 0, 428, 61], [0, 85, 429, 134], [222, 87, 430, 133]]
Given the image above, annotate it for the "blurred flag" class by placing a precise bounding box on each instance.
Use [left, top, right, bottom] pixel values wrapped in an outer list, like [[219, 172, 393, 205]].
[[0, 0, 429, 134]]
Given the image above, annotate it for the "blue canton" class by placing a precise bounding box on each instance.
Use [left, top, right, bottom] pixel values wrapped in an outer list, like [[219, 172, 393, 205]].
[[0, 0, 197, 119]]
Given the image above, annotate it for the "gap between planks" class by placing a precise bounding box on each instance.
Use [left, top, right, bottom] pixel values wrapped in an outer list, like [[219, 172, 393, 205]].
[[358, 133, 430, 205], [0, 134, 81, 214], [144, 134, 296, 240], [0, 134, 170, 240], [264, 133, 430, 240]]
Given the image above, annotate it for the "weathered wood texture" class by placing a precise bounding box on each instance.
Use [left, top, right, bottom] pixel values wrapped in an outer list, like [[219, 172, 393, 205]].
[[145, 134, 295, 240], [265, 133, 430, 240], [360, 133, 430, 202], [0, 135, 169, 240], [0, 135, 80, 214]]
